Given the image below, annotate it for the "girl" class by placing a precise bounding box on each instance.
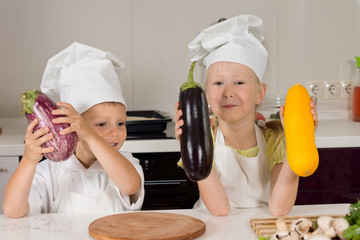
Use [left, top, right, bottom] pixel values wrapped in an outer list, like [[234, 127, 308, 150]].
[[175, 15, 318, 217], [3, 42, 144, 218]]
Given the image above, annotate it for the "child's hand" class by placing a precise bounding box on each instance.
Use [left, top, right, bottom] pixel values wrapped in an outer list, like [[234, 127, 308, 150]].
[[23, 119, 54, 163], [51, 102, 93, 141], [310, 97, 319, 131], [279, 96, 319, 131], [174, 102, 184, 141]]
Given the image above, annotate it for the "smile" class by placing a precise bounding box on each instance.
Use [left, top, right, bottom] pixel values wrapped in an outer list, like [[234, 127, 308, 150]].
[[222, 104, 237, 109], [108, 142, 118, 147]]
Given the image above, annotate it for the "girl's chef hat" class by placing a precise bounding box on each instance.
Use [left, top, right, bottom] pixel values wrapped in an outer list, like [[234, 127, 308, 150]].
[[40, 42, 126, 114], [188, 15, 268, 82]]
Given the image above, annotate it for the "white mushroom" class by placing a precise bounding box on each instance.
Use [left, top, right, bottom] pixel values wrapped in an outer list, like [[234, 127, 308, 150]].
[[311, 229, 322, 235], [271, 232, 299, 240], [307, 234, 331, 240], [332, 217, 350, 239], [271, 217, 300, 240], [290, 218, 314, 236], [317, 216, 337, 238]]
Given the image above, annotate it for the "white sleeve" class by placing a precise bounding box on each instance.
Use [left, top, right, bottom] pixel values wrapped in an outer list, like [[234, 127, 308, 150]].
[[116, 151, 145, 211], [28, 160, 59, 213]]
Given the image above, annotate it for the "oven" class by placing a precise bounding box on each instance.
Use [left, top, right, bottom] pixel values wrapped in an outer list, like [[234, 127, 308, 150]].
[[125, 111, 199, 210], [133, 152, 199, 210]]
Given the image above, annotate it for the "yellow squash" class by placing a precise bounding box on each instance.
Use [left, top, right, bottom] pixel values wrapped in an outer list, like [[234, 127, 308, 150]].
[[284, 84, 319, 177]]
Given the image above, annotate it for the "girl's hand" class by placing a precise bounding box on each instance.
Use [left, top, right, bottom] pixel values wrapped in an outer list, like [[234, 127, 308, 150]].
[[23, 119, 54, 163], [310, 97, 319, 131], [279, 96, 319, 131], [51, 102, 93, 141], [174, 102, 184, 141]]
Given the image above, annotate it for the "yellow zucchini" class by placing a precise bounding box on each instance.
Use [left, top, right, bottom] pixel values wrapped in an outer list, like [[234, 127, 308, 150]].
[[284, 84, 319, 177]]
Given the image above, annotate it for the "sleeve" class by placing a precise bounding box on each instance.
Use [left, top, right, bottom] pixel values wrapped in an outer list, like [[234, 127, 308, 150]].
[[28, 160, 59, 213], [265, 127, 286, 170], [116, 151, 145, 211]]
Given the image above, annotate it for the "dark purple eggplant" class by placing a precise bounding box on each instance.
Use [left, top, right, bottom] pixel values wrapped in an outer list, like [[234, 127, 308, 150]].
[[179, 61, 213, 182], [20, 90, 78, 162]]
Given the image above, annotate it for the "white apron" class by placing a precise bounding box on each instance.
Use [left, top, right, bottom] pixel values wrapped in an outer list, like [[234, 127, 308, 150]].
[[50, 162, 126, 213], [194, 124, 270, 209]]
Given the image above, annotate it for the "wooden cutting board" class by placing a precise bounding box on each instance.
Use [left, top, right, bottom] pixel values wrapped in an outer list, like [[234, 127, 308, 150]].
[[250, 215, 344, 238], [89, 212, 206, 240]]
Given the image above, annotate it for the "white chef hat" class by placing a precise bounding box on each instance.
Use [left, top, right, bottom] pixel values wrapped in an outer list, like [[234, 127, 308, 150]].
[[188, 15, 268, 82], [40, 42, 126, 114]]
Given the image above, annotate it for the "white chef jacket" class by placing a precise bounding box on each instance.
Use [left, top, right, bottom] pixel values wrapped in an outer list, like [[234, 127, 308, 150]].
[[28, 151, 144, 213], [193, 124, 270, 209]]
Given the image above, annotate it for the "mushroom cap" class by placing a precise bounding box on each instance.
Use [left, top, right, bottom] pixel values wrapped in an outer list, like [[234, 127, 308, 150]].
[[332, 217, 350, 238], [317, 216, 337, 238], [290, 218, 313, 235], [317, 216, 334, 230], [308, 234, 331, 240], [271, 232, 299, 240]]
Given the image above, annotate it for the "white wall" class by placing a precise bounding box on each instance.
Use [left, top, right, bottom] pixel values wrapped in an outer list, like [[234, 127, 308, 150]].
[[0, 0, 359, 118]]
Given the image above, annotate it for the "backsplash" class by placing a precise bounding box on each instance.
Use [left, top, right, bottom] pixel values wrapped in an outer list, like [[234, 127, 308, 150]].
[[0, 0, 359, 118]]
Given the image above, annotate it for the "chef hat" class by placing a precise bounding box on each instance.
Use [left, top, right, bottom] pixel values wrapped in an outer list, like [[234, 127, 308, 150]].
[[40, 42, 126, 114], [188, 15, 268, 82]]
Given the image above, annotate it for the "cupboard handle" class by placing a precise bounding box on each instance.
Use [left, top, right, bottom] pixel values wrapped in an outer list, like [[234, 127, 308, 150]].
[[0, 167, 8, 173]]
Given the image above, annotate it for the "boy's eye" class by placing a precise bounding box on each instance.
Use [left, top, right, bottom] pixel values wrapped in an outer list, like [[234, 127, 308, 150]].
[[96, 123, 106, 127], [118, 122, 126, 127], [235, 81, 244, 85], [214, 82, 223, 86]]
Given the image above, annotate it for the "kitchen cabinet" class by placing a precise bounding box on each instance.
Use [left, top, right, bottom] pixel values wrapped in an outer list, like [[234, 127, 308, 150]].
[[0, 157, 18, 214], [295, 147, 360, 205]]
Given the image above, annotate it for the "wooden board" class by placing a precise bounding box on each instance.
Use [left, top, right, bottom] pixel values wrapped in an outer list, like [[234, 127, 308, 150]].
[[0, 127, 2, 134], [89, 212, 206, 240], [250, 215, 344, 238]]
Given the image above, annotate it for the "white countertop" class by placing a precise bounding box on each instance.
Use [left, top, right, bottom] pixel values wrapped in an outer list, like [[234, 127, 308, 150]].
[[0, 117, 360, 157], [0, 204, 350, 240]]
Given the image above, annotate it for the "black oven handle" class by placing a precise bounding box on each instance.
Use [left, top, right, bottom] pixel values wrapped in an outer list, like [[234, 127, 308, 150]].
[[144, 180, 187, 186]]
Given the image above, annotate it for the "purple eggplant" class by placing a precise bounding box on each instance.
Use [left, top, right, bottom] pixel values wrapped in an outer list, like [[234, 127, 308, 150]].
[[179, 61, 214, 182], [20, 90, 78, 162]]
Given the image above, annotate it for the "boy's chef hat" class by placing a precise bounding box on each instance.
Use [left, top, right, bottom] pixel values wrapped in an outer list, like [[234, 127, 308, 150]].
[[40, 42, 126, 114], [188, 15, 268, 82]]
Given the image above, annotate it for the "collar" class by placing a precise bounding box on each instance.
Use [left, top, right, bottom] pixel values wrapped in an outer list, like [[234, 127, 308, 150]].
[[66, 154, 103, 171]]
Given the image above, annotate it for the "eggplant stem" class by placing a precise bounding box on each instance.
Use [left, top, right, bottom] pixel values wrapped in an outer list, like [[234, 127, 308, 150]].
[[181, 61, 201, 91], [20, 90, 39, 114]]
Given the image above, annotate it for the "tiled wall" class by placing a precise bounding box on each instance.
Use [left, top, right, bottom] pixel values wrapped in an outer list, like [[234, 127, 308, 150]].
[[0, 0, 359, 117]]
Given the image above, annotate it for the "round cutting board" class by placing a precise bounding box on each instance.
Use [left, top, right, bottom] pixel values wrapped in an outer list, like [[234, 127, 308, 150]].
[[88, 212, 206, 240]]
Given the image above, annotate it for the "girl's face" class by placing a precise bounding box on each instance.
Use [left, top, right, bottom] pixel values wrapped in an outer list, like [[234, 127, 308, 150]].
[[82, 102, 127, 152], [205, 62, 265, 124]]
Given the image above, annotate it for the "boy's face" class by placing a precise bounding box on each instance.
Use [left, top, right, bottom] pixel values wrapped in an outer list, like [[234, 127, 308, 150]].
[[82, 102, 127, 151], [205, 61, 265, 124]]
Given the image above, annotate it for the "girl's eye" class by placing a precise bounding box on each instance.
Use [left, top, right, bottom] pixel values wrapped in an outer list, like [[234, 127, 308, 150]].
[[96, 123, 106, 127], [118, 122, 126, 127], [214, 82, 223, 86], [235, 81, 244, 85]]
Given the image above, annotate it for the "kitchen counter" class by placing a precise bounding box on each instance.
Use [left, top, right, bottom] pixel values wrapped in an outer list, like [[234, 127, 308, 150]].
[[1, 117, 359, 157], [0, 204, 350, 240]]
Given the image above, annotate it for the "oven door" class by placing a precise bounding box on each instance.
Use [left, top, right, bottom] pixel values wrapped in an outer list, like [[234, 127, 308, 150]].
[[132, 152, 199, 210]]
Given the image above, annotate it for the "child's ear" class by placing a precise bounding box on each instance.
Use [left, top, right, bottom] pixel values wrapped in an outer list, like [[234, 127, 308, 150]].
[[256, 82, 266, 105]]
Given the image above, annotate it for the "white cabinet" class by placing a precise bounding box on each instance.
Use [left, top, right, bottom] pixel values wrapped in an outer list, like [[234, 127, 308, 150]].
[[0, 157, 18, 214]]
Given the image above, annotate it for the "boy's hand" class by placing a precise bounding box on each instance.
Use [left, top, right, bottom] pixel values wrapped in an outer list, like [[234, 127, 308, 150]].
[[51, 102, 93, 141], [23, 119, 54, 163], [174, 102, 184, 141], [280, 96, 319, 131]]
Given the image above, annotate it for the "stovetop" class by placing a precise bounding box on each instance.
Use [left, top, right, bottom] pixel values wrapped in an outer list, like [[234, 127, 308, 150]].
[[126, 122, 176, 140]]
